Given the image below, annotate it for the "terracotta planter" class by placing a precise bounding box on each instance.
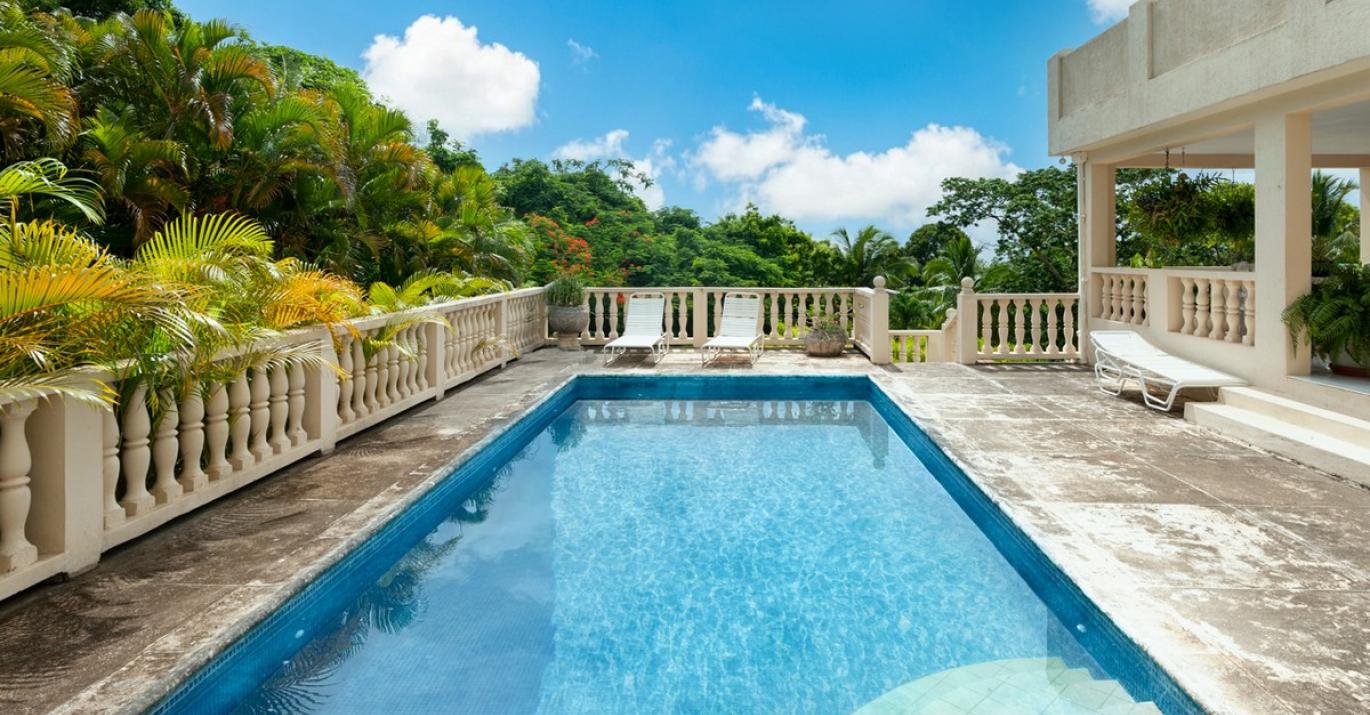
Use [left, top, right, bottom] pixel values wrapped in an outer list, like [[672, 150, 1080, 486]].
[[805, 332, 846, 357], [547, 305, 589, 337], [1330, 348, 1370, 378]]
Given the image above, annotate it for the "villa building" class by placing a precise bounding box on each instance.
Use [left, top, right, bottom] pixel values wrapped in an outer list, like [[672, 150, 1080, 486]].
[[1049, 0, 1370, 474]]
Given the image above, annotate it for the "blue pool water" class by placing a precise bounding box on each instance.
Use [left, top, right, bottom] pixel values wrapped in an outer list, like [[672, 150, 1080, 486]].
[[157, 376, 1199, 714]]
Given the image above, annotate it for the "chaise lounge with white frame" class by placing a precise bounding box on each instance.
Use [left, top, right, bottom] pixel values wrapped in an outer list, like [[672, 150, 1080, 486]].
[[702, 292, 765, 366], [603, 292, 671, 364], [1090, 330, 1246, 411]]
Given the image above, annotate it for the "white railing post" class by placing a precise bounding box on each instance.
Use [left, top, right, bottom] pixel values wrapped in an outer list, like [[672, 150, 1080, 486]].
[[426, 320, 446, 400], [692, 289, 709, 348], [870, 277, 891, 364], [1078, 278, 1093, 362], [27, 395, 104, 575], [496, 294, 510, 367], [956, 277, 978, 364], [307, 328, 340, 456]]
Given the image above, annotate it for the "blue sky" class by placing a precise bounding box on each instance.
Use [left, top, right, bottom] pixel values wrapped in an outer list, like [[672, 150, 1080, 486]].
[[178, 0, 1133, 236]]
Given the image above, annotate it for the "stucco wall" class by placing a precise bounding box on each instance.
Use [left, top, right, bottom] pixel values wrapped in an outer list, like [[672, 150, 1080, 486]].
[[1061, 23, 1128, 115], [1049, 0, 1370, 155], [1151, 0, 1286, 76]]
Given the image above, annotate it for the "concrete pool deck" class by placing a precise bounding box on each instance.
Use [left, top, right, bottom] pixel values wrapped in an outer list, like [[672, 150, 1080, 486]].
[[0, 349, 1365, 713]]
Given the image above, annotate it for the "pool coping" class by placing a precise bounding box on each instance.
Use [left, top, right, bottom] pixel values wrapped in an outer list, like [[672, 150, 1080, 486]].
[[62, 371, 1216, 714]]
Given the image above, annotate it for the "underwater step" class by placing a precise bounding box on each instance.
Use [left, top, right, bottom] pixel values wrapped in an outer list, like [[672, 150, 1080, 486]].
[[852, 657, 1162, 714]]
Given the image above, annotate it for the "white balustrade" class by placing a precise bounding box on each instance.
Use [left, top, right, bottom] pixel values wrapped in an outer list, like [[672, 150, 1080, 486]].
[[1093, 270, 1149, 326], [1174, 271, 1255, 345], [958, 285, 1080, 362]]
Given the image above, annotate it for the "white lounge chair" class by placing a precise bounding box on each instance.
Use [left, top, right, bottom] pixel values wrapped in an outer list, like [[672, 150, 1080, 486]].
[[603, 292, 670, 364], [1090, 330, 1246, 411], [702, 292, 764, 366]]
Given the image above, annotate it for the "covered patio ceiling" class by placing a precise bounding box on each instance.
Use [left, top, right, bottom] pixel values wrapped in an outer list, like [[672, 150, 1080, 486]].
[[1117, 98, 1370, 169]]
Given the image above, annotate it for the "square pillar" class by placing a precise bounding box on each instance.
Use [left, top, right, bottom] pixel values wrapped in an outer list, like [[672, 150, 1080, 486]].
[[1360, 168, 1369, 265], [1079, 160, 1116, 362], [1254, 113, 1313, 383]]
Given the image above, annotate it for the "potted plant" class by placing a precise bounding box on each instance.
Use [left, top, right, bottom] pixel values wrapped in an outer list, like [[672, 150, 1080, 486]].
[[546, 275, 589, 348], [804, 312, 848, 357], [1283, 263, 1370, 377]]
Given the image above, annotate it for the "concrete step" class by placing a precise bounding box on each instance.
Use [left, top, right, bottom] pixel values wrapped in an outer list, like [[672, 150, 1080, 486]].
[[853, 657, 1161, 714], [1186, 388, 1370, 485]]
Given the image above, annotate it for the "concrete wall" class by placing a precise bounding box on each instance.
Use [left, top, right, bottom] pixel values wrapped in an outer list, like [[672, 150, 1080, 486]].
[[1049, 0, 1370, 155]]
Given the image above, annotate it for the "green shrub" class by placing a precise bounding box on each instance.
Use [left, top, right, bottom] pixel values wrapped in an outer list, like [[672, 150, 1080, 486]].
[[1283, 264, 1370, 366], [546, 275, 585, 307]]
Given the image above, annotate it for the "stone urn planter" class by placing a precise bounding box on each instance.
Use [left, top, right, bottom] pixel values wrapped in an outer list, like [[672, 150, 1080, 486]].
[[804, 329, 846, 357], [548, 304, 589, 335]]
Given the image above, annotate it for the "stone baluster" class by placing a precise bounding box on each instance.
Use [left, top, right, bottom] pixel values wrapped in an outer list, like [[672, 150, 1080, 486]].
[[1224, 279, 1243, 343], [351, 339, 369, 417], [364, 341, 380, 413], [1098, 274, 1112, 319], [120, 384, 155, 516], [228, 372, 254, 471], [385, 342, 401, 406], [205, 382, 231, 480], [979, 299, 993, 355], [1243, 282, 1256, 346], [996, 299, 1011, 355], [1133, 277, 1148, 325], [678, 293, 691, 341], [1011, 299, 1027, 354], [409, 327, 423, 394], [1193, 279, 1211, 337], [337, 336, 355, 424], [1208, 280, 1227, 341], [248, 366, 271, 462], [607, 293, 620, 339], [1062, 298, 1077, 356], [149, 388, 182, 505], [768, 293, 780, 339], [268, 365, 290, 455], [416, 330, 429, 392], [178, 383, 207, 493], [1120, 278, 1133, 324], [394, 330, 410, 400], [102, 407, 124, 529], [0, 400, 38, 571], [579, 292, 592, 340], [1180, 277, 1197, 335], [374, 343, 390, 409]]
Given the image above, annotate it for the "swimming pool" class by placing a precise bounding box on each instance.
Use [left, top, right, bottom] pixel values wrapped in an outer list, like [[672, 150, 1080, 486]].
[[155, 376, 1200, 714]]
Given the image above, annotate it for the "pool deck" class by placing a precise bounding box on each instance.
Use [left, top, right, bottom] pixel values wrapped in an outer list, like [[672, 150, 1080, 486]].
[[0, 349, 1366, 714]]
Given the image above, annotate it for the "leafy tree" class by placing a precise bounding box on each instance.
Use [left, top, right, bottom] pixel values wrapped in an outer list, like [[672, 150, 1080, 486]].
[[931, 167, 1077, 293], [423, 119, 481, 173], [904, 222, 968, 266], [254, 44, 363, 93]]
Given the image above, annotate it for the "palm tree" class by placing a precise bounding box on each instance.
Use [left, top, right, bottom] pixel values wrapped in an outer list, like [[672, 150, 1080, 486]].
[[0, 159, 194, 406], [98, 10, 272, 149], [0, 2, 80, 157], [82, 107, 189, 243], [1311, 170, 1359, 270], [829, 224, 915, 287]]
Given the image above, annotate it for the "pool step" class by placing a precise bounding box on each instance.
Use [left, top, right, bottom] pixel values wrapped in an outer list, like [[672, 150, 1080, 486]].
[[852, 657, 1160, 714], [1185, 387, 1370, 485]]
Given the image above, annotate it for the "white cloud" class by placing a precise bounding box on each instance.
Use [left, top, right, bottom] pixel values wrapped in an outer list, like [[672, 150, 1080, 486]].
[[693, 97, 809, 182], [692, 98, 1021, 230], [552, 128, 629, 162], [362, 15, 539, 140], [552, 130, 674, 210], [1086, 0, 1135, 24], [567, 38, 597, 64]]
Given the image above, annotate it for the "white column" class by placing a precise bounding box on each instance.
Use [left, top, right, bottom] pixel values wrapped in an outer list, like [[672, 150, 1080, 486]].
[[1079, 160, 1116, 363], [1254, 113, 1313, 383], [869, 277, 891, 364], [1360, 168, 1369, 265]]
